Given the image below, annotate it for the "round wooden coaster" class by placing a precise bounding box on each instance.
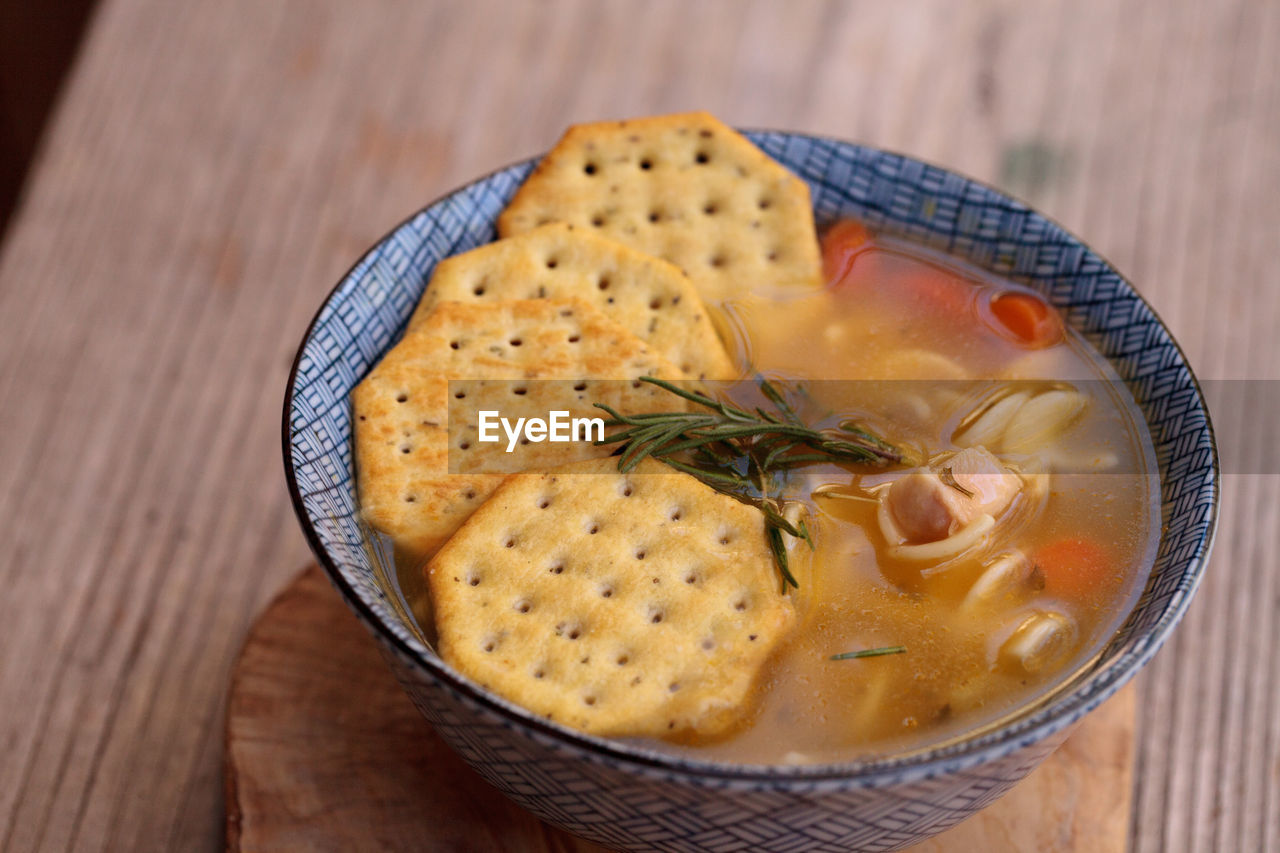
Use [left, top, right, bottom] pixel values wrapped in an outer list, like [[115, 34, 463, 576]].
[[224, 566, 1136, 852]]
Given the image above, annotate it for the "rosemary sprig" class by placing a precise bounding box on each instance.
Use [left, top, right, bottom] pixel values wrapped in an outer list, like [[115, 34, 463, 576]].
[[830, 645, 907, 661], [938, 466, 975, 498], [594, 376, 912, 591]]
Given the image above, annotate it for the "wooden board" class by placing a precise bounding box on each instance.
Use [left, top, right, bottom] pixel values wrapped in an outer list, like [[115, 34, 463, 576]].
[[225, 567, 1136, 852]]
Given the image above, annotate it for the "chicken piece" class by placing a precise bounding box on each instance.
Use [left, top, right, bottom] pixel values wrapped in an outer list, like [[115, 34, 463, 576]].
[[886, 447, 1021, 544]]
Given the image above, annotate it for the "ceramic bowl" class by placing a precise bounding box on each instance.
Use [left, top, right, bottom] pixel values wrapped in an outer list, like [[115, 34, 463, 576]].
[[283, 132, 1218, 852]]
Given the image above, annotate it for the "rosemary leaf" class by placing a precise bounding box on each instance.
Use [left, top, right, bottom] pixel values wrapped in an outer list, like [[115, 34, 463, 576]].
[[830, 645, 907, 661], [939, 466, 975, 498]]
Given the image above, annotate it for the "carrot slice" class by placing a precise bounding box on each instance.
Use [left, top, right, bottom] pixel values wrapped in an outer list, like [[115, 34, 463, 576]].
[[988, 291, 1063, 348], [1032, 538, 1113, 600], [821, 220, 872, 282]]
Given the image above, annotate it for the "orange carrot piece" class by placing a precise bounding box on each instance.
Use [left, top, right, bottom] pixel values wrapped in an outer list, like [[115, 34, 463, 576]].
[[988, 291, 1063, 348], [821, 220, 872, 282], [1032, 538, 1113, 599]]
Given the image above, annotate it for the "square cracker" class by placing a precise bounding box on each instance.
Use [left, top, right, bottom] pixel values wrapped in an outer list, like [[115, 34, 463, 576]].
[[408, 223, 737, 380], [426, 457, 797, 739], [497, 112, 823, 305], [353, 298, 683, 563]]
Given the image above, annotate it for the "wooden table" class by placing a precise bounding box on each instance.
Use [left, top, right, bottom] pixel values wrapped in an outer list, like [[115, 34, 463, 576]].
[[0, 1, 1274, 850]]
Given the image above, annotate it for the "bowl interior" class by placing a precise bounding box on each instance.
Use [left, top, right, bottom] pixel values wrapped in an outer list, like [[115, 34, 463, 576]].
[[284, 132, 1217, 777]]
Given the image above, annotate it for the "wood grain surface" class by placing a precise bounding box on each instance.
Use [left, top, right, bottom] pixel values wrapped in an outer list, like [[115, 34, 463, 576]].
[[225, 566, 1136, 853], [0, 1, 1275, 851]]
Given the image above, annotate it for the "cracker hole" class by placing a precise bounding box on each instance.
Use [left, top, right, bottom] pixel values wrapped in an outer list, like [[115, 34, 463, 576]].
[[734, 599, 747, 612], [587, 523, 600, 535], [584, 163, 597, 175], [504, 537, 516, 548], [533, 668, 545, 679], [568, 334, 581, 343], [568, 628, 581, 640], [574, 382, 588, 391], [597, 277, 611, 291], [583, 695, 597, 706], [749, 634, 758, 641], [684, 572, 698, 584], [758, 198, 772, 210], [668, 682, 682, 692], [459, 442, 470, 451], [358, 415, 366, 421], [482, 640, 496, 653], [454, 391, 466, 399], [699, 129, 713, 138], [669, 508, 682, 521], [767, 250, 779, 262], [450, 340, 461, 350], [709, 255, 726, 268], [473, 285, 486, 296], [509, 338, 523, 346], [701, 638, 715, 650], [464, 489, 477, 500], [703, 203, 718, 215], [549, 563, 565, 574], [600, 585, 614, 598], [591, 215, 604, 227], [616, 654, 629, 665], [400, 444, 412, 454], [648, 211, 660, 223], [639, 158, 653, 170], [466, 574, 480, 587], [538, 497, 551, 509], [579, 656, 590, 665], [513, 387, 528, 396], [694, 151, 709, 165], [635, 549, 646, 560], [404, 494, 417, 503], [632, 677, 642, 686], [515, 599, 531, 613], [650, 609, 664, 624], [396, 393, 408, 403], [649, 298, 662, 310], [546, 258, 559, 269], [621, 484, 633, 497]]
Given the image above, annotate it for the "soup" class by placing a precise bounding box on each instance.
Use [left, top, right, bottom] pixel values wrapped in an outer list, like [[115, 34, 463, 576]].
[[388, 220, 1158, 763]]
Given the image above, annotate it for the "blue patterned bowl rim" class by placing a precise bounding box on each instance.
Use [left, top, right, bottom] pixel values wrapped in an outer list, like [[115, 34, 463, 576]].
[[284, 130, 1219, 787]]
